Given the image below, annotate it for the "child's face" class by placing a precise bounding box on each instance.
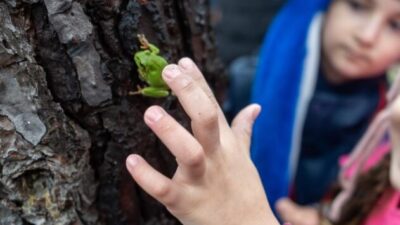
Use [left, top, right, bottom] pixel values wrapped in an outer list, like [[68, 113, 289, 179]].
[[322, 0, 400, 83]]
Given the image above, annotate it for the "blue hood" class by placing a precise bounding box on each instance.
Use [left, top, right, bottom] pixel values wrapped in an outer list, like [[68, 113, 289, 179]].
[[251, 0, 331, 209]]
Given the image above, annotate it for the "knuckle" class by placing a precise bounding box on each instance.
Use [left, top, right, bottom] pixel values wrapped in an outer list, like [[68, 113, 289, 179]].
[[197, 107, 218, 129], [205, 88, 217, 103], [156, 118, 173, 134], [186, 147, 205, 167], [153, 182, 172, 200], [242, 125, 252, 137], [193, 72, 204, 82], [178, 77, 195, 93]]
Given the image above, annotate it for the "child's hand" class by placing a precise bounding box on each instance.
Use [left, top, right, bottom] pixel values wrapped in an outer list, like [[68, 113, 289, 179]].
[[275, 198, 320, 225], [126, 58, 279, 225]]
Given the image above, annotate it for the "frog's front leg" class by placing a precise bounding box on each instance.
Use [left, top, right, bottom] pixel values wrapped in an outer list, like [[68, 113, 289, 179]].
[[134, 55, 147, 81], [147, 44, 160, 54], [137, 34, 160, 54]]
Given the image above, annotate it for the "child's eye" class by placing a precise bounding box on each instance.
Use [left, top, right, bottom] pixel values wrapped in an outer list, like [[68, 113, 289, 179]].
[[389, 20, 400, 32], [346, 0, 368, 11]]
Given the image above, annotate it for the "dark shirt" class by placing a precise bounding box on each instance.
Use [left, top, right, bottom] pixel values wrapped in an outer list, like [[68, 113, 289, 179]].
[[294, 72, 383, 205]]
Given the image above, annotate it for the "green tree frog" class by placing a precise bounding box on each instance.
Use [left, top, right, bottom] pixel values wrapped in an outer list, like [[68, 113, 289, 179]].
[[131, 34, 169, 98]]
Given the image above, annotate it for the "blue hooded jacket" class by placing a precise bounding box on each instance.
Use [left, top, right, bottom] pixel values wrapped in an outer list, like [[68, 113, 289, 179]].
[[251, 0, 331, 207]]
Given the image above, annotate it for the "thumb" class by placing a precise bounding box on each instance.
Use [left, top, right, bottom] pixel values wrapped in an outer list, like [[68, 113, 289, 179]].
[[275, 198, 298, 222], [276, 198, 320, 225], [231, 104, 261, 152]]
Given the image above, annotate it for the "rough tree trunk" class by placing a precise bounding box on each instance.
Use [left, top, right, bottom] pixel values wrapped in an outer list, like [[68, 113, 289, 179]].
[[0, 0, 224, 224]]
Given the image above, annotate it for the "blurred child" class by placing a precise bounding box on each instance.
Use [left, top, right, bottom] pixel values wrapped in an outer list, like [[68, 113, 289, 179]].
[[251, 0, 400, 207], [276, 86, 400, 225]]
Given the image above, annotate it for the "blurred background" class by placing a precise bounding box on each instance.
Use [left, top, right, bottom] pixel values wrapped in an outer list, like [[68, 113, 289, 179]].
[[210, 0, 287, 119]]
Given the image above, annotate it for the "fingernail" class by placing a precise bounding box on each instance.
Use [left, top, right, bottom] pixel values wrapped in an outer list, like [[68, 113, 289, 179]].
[[127, 155, 139, 167], [179, 58, 193, 70], [145, 107, 164, 123], [163, 65, 181, 81]]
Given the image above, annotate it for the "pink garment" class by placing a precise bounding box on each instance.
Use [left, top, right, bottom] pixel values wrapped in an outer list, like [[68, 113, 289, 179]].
[[339, 142, 400, 225], [363, 189, 400, 225], [329, 114, 391, 221], [329, 60, 400, 223], [340, 141, 391, 179]]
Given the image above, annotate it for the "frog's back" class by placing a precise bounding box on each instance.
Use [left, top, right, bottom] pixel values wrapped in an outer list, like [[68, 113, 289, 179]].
[[147, 56, 168, 87]]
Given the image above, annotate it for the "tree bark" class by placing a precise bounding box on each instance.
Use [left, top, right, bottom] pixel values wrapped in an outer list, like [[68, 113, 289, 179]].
[[0, 0, 224, 224]]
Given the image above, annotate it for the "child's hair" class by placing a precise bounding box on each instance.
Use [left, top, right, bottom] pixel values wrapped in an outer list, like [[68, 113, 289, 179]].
[[335, 154, 391, 225]]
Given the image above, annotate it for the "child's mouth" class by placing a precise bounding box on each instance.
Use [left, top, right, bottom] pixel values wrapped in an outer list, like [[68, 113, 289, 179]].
[[345, 47, 370, 64]]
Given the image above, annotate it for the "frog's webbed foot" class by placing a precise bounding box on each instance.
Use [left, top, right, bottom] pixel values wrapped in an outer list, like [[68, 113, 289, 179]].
[[137, 34, 150, 49], [129, 85, 143, 95]]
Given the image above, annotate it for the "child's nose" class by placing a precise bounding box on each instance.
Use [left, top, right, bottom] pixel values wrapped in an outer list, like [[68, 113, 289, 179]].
[[354, 16, 382, 47]]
